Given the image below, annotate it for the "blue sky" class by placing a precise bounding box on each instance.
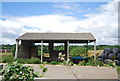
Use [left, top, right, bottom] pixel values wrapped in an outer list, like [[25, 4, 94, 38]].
[[0, 1, 118, 45], [2, 2, 107, 19]]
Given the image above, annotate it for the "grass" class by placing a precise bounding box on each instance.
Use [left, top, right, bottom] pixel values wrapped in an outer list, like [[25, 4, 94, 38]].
[[0, 50, 103, 57], [0, 52, 41, 64], [116, 66, 120, 75], [0, 55, 14, 63], [0, 50, 104, 65], [0, 52, 13, 63], [0, 52, 12, 56]]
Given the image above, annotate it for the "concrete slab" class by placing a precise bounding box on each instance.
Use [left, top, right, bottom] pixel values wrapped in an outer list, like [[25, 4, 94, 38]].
[[71, 66, 118, 79], [0, 63, 118, 80], [42, 65, 76, 79], [30, 65, 118, 79]]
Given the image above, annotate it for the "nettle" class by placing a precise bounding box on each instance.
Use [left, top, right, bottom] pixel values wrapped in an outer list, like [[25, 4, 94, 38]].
[[0, 62, 48, 81], [58, 53, 71, 66]]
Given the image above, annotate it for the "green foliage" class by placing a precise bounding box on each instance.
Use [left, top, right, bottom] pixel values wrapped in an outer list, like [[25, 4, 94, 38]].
[[84, 60, 94, 66], [2, 57, 40, 64], [25, 57, 41, 64], [39, 64, 48, 78], [0, 62, 38, 81], [68, 61, 74, 66], [1, 55, 14, 63], [54, 45, 64, 50], [11, 46, 16, 57], [1, 57, 41, 64], [86, 60, 103, 66], [16, 58, 26, 64], [70, 47, 86, 57], [78, 60, 86, 66], [1, 44, 120, 54], [1, 44, 15, 50], [104, 61, 116, 68], [16, 57, 41, 64], [94, 60, 104, 67], [116, 66, 120, 75], [50, 61, 62, 65]]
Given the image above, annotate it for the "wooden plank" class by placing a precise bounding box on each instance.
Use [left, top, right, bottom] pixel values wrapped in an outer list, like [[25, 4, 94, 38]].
[[94, 41, 96, 60], [41, 40, 43, 63], [67, 40, 69, 61], [15, 40, 19, 59]]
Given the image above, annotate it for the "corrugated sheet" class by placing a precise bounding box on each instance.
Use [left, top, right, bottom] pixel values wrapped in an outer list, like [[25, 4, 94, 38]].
[[17, 33, 96, 41]]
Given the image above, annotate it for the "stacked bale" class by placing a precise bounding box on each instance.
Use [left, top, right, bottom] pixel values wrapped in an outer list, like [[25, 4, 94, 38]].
[[97, 48, 120, 66]]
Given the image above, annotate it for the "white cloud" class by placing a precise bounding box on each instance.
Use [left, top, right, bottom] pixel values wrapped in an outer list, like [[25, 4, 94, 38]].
[[53, 2, 92, 15], [53, 3, 80, 10], [0, 0, 118, 45]]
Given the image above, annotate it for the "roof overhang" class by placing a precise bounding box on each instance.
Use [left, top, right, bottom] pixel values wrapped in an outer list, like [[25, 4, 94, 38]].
[[16, 33, 96, 43]]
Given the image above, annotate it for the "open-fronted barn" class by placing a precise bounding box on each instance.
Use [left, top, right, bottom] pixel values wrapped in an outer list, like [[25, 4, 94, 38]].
[[15, 33, 96, 62]]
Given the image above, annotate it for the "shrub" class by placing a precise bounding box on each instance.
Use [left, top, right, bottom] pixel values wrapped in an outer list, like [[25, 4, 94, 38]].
[[85, 59, 103, 67], [25, 57, 41, 64], [16, 58, 26, 64], [86, 60, 96, 66], [78, 60, 86, 66], [16, 57, 41, 64], [0, 62, 38, 80], [95, 60, 104, 67], [39, 64, 48, 78], [70, 47, 86, 57], [11, 46, 16, 57], [50, 61, 62, 65]]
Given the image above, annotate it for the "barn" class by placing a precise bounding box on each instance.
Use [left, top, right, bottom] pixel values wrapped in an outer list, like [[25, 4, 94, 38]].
[[15, 33, 96, 63]]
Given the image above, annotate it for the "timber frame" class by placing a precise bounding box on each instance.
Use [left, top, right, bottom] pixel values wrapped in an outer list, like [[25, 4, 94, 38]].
[[15, 33, 96, 63]]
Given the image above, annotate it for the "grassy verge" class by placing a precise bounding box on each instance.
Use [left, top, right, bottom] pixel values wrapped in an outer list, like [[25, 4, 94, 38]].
[[0, 52, 12, 56]]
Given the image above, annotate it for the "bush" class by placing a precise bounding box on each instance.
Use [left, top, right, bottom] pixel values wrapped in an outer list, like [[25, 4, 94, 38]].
[[1, 55, 14, 63], [16, 57, 41, 64], [50, 61, 62, 65], [78, 60, 86, 66], [0, 62, 38, 80], [25, 57, 41, 64], [11, 46, 16, 57], [1, 57, 41, 64], [16, 58, 26, 64], [70, 47, 86, 57], [85, 60, 101, 66]]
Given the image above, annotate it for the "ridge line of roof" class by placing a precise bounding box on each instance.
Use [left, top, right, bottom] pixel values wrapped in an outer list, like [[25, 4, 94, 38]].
[[25, 32, 92, 34]]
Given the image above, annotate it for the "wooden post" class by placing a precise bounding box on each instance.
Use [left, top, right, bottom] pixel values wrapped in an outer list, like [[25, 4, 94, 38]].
[[94, 41, 96, 60], [41, 40, 43, 63], [67, 40, 69, 61], [15, 40, 19, 59], [86, 42, 88, 57]]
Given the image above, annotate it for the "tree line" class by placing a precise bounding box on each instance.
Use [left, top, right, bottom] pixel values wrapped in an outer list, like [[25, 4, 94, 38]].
[[1, 44, 120, 57], [1, 44, 120, 50]]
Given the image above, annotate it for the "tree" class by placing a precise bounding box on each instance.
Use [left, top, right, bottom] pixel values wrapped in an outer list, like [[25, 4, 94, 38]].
[[70, 47, 86, 57]]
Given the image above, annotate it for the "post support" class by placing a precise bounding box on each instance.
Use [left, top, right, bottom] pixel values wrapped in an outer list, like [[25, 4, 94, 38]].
[[94, 41, 96, 60], [15, 40, 19, 59], [67, 40, 69, 61], [86, 42, 88, 57], [41, 40, 43, 63]]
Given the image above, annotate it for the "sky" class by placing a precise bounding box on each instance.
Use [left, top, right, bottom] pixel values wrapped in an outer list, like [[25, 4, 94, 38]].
[[0, 0, 119, 45]]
